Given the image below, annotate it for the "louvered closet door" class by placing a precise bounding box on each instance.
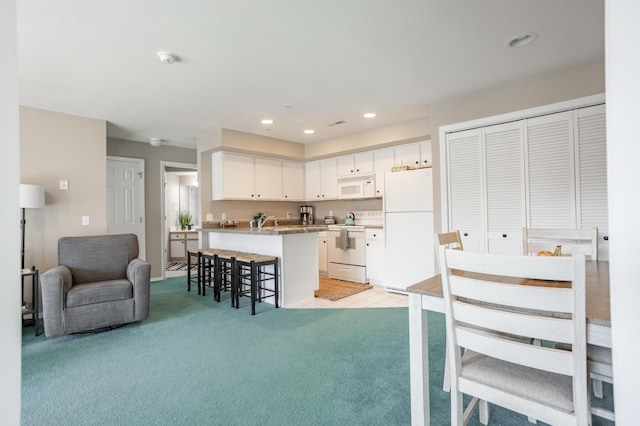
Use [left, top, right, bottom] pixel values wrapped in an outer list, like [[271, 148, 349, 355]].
[[447, 128, 484, 252], [576, 104, 609, 260], [525, 111, 576, 229], [484, 121, 525, 255]]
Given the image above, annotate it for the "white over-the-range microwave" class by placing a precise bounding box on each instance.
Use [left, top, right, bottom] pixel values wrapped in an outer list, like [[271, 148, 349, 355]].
[[337, 174, 376, 199]]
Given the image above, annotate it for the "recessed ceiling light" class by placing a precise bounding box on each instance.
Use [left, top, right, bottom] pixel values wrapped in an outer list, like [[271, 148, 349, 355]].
[[507, 32, 538, 48], [363, 113, 376, 118], [261, 119, 274, 124], [304, 129, 315, 134]]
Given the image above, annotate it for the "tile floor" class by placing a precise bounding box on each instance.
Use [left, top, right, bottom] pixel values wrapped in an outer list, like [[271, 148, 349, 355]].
[[166, 270, 408, 309], [287, 285, 408, 309]]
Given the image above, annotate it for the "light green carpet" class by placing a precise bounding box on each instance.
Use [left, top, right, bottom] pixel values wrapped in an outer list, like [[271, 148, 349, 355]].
[[21, 277, 614, 425]]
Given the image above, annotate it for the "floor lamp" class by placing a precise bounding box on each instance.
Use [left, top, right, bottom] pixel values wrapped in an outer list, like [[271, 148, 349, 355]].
[[19, 184, 45, 270]]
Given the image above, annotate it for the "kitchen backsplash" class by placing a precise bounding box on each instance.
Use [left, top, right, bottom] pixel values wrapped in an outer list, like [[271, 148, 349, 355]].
[[205, 198, 382, 225]]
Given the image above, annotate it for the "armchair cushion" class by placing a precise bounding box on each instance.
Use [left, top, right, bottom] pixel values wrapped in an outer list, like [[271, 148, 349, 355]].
[[66, 280, 133, 307]]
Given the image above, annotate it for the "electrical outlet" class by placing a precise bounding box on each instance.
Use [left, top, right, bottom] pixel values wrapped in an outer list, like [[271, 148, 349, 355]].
[[59, 180, 69, 191], [82, 216, 90, 226]]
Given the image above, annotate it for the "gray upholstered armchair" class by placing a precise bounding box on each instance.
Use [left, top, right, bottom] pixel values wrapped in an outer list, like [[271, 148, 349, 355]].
[[40, 234, 151, 337]]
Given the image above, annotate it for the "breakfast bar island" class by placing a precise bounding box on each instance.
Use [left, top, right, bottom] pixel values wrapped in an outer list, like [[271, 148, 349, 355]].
[[201, 226, 327, 307]]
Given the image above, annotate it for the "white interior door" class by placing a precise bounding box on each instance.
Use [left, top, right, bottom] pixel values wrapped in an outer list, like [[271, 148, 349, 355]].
[[107, 156, 146, 260]]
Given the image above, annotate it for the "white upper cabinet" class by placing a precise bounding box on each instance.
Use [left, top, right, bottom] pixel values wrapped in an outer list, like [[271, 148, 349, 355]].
[[212, 152, 254, 200], [305, 159, 337, 201], [305, 160, 321, 200], [213, 140, 432, 202], [319, 158, 338, 200], [337, 152, 374, 176], [282, 160, 305, 201], [394, 142, 421, 168], [418, 140, 432, 168], [254, 157, 283, 200], [373, 147, 395, 197], [212, 152, 295, 201]]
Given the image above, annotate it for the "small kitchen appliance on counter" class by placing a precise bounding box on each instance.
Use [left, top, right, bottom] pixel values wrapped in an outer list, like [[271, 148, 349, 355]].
[[324, 216, 336, 225], [300, 205, 314, 225], [345, 212, 355, 225]]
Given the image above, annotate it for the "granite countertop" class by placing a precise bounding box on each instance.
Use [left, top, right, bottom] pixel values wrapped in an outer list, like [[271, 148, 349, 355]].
[[200, 225, 329, 235]]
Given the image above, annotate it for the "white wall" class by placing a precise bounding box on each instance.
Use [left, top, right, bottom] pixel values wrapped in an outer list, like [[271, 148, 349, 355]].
[[606, 1, 640, 422], [1, 0, 21, 423]]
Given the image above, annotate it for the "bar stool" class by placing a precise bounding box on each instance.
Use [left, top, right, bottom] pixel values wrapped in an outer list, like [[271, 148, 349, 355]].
[[186, 249, 202, 294], [201, 249, 236, 303], [233, 253, 279, 315]]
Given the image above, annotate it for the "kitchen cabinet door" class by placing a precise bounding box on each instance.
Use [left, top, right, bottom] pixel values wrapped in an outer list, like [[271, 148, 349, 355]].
[[365, 229, 385, 285], [354, 152, 374, 174], [337, 155, 355, 177], [212, 152, 254, 200], [254, 157, 282, 200], [337, 152, 374, 176], [318, 233, 328, 276], [446, 128, 484, 253], [305, 160, 321, 200], [373, 147, 394, 197], [484, 122, 525, 255], [575, 104, 609, 260], [394, 143, 421, 168], [282, 160, 305, 201], [320, 158, 338, 199], [418, 140, 432, 168]]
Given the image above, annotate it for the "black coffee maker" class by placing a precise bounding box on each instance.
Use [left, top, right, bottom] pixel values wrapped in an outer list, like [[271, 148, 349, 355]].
[[299, 205, 314, 225]]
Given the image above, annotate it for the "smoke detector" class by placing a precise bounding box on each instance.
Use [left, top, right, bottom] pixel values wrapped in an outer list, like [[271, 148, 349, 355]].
[[149, 138, 162, 147], [157, 51, 179, 64]]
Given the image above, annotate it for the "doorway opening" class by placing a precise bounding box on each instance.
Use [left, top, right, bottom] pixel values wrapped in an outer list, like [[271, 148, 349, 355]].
[[161, 161, 198, 279]]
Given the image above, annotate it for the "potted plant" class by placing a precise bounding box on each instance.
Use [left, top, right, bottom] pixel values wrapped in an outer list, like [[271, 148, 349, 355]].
[[178, 212, 192, 230]]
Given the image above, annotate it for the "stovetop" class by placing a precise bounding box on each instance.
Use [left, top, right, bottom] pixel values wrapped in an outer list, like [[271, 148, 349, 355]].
[[328, 211, 383, 230]]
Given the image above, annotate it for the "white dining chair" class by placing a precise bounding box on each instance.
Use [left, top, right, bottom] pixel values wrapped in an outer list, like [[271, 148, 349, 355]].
[[523, 226, 611, 416], [435, 230, 464, 251], [439, 247, 589, 425], [522, 227, 598, 260]]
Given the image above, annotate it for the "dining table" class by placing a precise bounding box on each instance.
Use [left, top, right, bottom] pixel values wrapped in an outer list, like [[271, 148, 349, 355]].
[[406, 259, 610, 425]]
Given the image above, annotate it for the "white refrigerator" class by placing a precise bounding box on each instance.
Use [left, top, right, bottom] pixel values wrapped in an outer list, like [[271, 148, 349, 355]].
[[383, 168, 435, 291]]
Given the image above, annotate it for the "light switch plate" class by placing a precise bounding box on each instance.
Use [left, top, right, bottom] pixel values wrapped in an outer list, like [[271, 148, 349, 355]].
[[206, 213, 213, 221], [82, 216, 90, 226]]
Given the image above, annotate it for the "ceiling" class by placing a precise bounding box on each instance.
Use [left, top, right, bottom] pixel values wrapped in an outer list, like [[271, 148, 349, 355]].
[[16, 1, 604, 149]]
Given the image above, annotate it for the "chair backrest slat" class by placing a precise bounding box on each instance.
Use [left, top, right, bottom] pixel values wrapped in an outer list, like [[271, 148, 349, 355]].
[[449, 276, 574, 313], [456, 326, 575, 376], [452, 301, 576, 344]]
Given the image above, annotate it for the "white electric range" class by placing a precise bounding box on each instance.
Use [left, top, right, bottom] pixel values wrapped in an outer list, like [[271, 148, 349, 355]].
[[327, 211, 382, 283]]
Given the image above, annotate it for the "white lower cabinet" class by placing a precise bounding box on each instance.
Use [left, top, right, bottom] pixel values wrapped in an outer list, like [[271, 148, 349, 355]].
[[365, 229, 385, 285], [318, 232, 328, 276], [170, 232, 199, 260]]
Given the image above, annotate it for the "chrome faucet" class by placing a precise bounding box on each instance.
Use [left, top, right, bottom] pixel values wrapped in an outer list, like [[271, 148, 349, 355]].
[[258, 215, 275, 229]]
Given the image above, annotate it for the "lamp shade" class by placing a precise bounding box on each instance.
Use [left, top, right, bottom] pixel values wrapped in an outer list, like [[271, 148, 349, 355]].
[[19, 184, 45, 209]]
